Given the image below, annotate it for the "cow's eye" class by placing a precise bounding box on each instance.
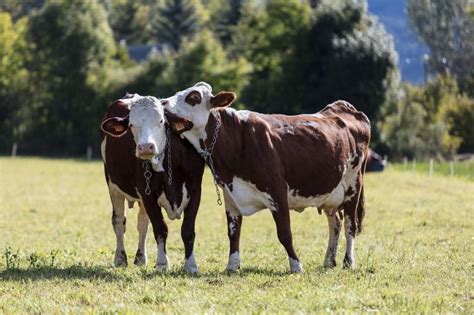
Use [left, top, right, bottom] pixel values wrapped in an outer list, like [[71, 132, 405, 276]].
[[129, 124, 134, 128], [160, 119, 164, 124]]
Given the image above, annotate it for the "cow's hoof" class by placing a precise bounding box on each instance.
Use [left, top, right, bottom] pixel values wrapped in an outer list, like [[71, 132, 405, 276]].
[[323, 258, 337, 268], [133, 249, 147, 266], [155, 255, 169, 272], [289, 257, 303, 273], [114, 250, 128, 267], [184, 254, 199, 275], [343, 256, 354, 269], [226, 252, 240, 272]]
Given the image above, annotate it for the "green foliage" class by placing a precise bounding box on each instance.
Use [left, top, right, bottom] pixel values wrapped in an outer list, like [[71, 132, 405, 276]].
[[0, 12, 31, 152], [152, 0, 206, 50], [23, 0, 117, 155], [233, 0, 311, 112], [379, 75, 469, 159], [234, 0, 399, 144], [407, 0, 474, 94], [440, 93, 474, 153], [112, 30, 250, 103]]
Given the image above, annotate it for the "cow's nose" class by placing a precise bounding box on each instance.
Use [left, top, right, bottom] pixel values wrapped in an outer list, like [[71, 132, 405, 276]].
[[137, 143, 156, 156]]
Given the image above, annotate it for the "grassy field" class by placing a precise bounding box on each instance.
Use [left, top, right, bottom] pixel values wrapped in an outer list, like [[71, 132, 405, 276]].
[[0, 157, 473, 313], [391, 159, 474, 182]]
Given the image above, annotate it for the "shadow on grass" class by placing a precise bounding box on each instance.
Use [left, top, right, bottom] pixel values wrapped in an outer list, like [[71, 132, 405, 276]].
[[0, 265, 124, 282], [1, 264, 300, 282]]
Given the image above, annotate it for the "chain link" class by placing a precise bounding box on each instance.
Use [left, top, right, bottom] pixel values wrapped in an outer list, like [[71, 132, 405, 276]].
[[143, 160, 152, 195], [143, 127, 173, 195], [166, 126, 172, 186], [201, 111, 223, 206]]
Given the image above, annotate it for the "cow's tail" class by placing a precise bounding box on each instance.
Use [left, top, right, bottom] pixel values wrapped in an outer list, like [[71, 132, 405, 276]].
[[356, 185, 365, 235], [355, 154, 368, 235]]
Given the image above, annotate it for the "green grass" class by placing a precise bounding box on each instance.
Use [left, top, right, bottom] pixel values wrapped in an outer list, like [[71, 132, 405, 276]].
[[0, 157, 473, 313], [390, 159, 474, 182]]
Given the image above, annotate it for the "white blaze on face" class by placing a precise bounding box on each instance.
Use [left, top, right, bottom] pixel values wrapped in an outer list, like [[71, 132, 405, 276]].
[[128, 96, 167, 167]]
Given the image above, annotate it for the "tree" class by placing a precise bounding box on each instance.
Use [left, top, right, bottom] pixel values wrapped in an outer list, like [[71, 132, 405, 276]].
[[379, 76, 467, 159], [408, 0, 474, 94], [26, 0, 117, 155], [0, 12, 31, 152], [0, 0, 44, 20], [233, 0, 311, 112], [103, 0, 158, 44], [235, 0, 399, 138], [152, 0, 206, 50], [211, 0, 245, 45]]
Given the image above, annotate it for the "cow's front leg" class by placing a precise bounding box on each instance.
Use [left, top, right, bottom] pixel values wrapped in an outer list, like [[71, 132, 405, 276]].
[[323, 209, 342, 268], [109, 187, 128, 267], [142, 197, 169, 272], [271, 200, 302, 273], [225, 210, 242, 272], [223, 192, 243, 272], [181, 195, 200, 275], [134, 203, 149, 266]]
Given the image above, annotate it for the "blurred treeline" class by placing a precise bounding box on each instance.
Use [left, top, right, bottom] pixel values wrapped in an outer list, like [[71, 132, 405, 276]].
[[0, 0, 473, 158]]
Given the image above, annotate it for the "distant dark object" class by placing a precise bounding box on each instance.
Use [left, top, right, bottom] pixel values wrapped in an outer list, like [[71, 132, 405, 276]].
[[127, 44, 166, 62], [366, 149, 386, 172]]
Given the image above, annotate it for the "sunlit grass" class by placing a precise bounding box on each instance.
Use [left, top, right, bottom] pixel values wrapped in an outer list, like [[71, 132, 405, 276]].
[[0, 157, 473, 313]]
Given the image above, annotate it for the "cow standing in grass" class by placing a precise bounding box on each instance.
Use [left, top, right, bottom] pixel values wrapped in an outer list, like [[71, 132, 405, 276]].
[[101, 94, 204, 273], [163, 82, 370, 273]]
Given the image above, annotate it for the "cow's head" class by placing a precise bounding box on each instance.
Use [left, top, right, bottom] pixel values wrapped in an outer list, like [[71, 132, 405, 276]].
[[101, 95, 170, 169], [162, 82, 236, 133]]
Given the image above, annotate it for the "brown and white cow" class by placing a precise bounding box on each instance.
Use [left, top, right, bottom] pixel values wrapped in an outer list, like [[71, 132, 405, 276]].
[[163, 82, 370, 273], [101, 94, 204, 273]]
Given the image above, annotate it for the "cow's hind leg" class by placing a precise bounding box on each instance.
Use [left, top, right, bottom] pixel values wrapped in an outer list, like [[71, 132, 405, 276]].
[[271, 199, 302, 273], [134, 202, 149, 266], [343, 175, 364, 269], [323, 209, 342, 268], [109, 186, 128, 267]]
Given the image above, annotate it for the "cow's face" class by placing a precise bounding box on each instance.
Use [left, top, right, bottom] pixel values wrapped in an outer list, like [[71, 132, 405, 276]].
[[163, 82, 236, 133], [101, 95, 167, 163]]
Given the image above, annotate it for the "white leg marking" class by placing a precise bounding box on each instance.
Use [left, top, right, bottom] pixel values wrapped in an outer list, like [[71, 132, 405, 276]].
[[226, 252, 241, 272], [155, 238, 169, 271], [134, 203, 149, 266], [323, 211, 341, 268], [289, 257, 303, 273], [184, 252, 199, 275], [110, 186, 127, 267], [343, 216, 355, 268]]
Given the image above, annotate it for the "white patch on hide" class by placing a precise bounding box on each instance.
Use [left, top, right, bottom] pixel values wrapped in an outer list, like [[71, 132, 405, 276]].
[[158, 183, 189, 220], [224, 177, 275, 216]]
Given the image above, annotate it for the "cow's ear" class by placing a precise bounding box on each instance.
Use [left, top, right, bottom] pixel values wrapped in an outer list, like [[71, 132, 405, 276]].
[[210, 92, 236, 108], [101, 116, 130, 138], [165, 112, 194, 134]]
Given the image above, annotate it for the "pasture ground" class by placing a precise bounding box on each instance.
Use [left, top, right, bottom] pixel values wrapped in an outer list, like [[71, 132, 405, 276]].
[[0, 157, 473, 313]]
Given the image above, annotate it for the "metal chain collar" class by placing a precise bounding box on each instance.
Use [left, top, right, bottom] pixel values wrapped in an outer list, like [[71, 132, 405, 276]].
[[143, 127, 172, 196], [200, 111, 223, 206]]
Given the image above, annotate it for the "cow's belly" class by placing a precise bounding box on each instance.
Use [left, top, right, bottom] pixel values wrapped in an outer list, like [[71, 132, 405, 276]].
[[224, 177, 271, 216], [287, 153, 364, 211], [158, 183, 189, 220]]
